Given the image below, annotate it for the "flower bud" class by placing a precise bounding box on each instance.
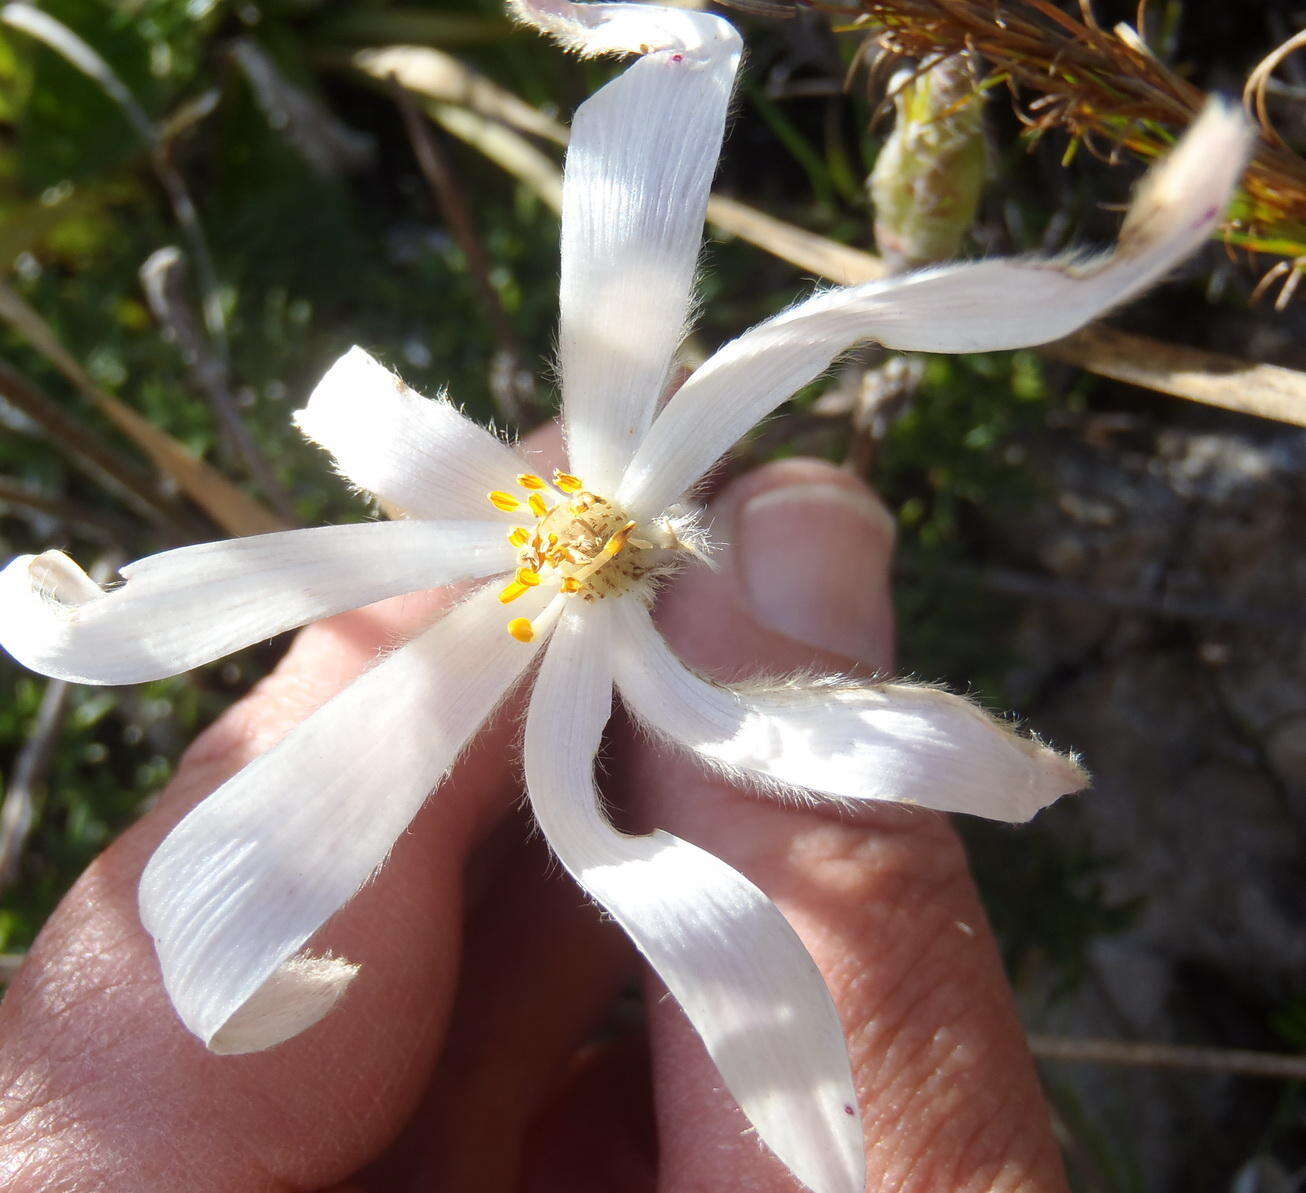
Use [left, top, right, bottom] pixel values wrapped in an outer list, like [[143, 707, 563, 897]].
[[870, 53, 987, 271]]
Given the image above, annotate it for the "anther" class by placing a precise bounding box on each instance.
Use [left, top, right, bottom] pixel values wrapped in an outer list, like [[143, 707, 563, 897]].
[[489, 491, 522, 512], [508, 527, 530, 548], [601, 520, 637, 559], [516, 567, 541, 587], [571, 520, 637, 584], [506, 593, 565, 644], [553, 471, 583, 494], [517, 473, 547, 491], [528, 494, 551, 519], [498, 580, 529, 604]]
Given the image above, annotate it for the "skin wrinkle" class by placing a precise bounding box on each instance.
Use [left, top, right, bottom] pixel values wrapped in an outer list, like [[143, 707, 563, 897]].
[[869, 967, 1046, 1193], [7, 961, 304, 1193], [937, 1083, 1037, 1193], [864, 944, 1008, 1103], [888, 1037, 1043, 1193]]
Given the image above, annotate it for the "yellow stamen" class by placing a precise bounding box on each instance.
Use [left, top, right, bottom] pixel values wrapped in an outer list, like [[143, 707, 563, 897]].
[[517, 473, 547, 491], [498, 580, 529, 604], [507, 617, 535, 642], [489, 491, 522, 512], [508, 527, 530, 548], [561, 576, 582, 594], [553, 471, 583, 494], [601, 520, 637, 559], [516, 567, 541, 587], [571, 520, 638, 584], [528, 494, 551, 519]]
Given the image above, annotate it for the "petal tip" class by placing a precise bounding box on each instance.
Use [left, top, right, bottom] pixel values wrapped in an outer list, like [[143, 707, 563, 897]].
[[509, 0, 739, 60], [206, 953, 360, 1056], [1120, 97, 1254, 256], [0, 550, 105, 680], [1005, 735, 1090, 823], [294, 345, 393, 439]]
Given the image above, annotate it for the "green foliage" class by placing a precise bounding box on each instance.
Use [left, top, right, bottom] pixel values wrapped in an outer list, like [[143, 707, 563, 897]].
[[963, 818, 1140, 1002], [880, 350, 1051, 698], [0, 666, 241, 950]]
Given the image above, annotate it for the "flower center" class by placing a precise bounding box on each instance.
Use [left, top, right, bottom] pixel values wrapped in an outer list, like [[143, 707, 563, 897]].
[[486, 471, 666, 641]]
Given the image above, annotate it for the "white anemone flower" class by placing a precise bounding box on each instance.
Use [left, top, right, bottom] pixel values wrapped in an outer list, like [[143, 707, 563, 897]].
[[0, 3, 1251, 1191]]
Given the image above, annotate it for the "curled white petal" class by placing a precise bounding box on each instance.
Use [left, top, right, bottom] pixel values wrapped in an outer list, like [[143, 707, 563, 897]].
[[525, 605, 864, 1193], [139, 582, 549, 1050], [0, 520, 515, 685], [509, 0, 737, 60], [618, 100, 1253, 516], [555, 18, 740, 492], [295, 346, 527, 520], [209, 953, 359, 1055], [608, 601, 1086, 822]]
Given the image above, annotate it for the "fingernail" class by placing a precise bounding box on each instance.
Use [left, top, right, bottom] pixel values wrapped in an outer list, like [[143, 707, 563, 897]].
[[737, 481, 896, 667]]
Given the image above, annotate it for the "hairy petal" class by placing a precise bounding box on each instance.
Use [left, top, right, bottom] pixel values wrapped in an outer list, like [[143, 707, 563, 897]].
[[525, 604, 864, 1193], [0, 520, 515, 685], [619, 100, 1253, 516], [295, 346, 527, 520], [209, 954, 360, 1055], [139, 583, 549, 1050], [535, 2, 740, 491], [609, 601, 1086, 822], [509, 0, 736, 60]]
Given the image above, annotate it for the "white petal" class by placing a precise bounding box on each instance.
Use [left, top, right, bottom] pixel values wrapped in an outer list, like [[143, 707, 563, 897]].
[[209, 953, 359, 1055], [295, 346, 527, 520], [0, 520, 515, 685], [509, 0, 737, 60], [608, 601, 1086, 822], [618, 100, 1253, 516], [138, 582, 549, 1049], [551, 12, 741, 491], [525, 605, 863, 1193]]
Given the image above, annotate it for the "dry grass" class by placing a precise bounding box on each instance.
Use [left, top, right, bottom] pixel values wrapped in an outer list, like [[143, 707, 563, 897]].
[[818, 0, 1306, 302]]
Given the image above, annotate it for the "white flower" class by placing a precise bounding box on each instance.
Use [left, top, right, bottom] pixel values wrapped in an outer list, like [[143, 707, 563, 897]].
[[0, 4, 1251, 1192]]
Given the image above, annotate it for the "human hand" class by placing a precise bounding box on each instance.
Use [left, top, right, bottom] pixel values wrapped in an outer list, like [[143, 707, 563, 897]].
[[0, 437, 1067, 1193]]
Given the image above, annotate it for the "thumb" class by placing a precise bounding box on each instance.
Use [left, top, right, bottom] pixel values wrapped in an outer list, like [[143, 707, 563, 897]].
[[625, 458, 1067, 1193]]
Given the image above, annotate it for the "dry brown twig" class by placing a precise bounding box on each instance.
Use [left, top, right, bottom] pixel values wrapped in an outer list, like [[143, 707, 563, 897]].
[[0, 358, 196, 535], [1030, 1034, 1306, 1081], [0, 283, 287, 537], [0, 477, 140, 541], [0, 557, 117, 892], [0, 678, 69, 891], [841, 0, 1306, 304], [390, 79, 536, 426], [354, 48, 1306, 429], [139, 248, 300, 523]]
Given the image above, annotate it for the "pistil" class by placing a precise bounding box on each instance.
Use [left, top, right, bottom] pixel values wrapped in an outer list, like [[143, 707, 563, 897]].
[[485, 469, 662, 636]]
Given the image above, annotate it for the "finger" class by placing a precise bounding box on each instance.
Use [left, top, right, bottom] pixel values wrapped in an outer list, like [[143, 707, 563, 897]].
[[624, 458, 1067, 1193], [0, 425, 568, 1192], [362, 811, 639, 1193], [521, 1024, 658, 1193]]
